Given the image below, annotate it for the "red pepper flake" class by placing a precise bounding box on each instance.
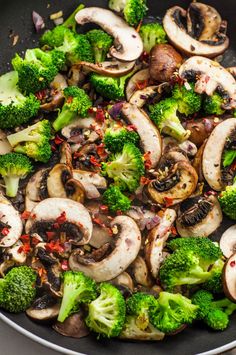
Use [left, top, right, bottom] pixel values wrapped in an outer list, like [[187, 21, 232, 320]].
[[46, 231, 56, 241], [96, 143, 107, 159], [54, 135, 64, 145], [140, 176, 151, 185], [99, 205, 109, 213], [107, 227, 113, 236], [21, 210, 31, 220], [164, 197, 174, 207], [92, 217, 103, 226], [95, 108, 105, 122], [38, 267, 46, 277], [1, 227, 9, 236], [53, 222, 60, 229], [46, 240, 64, 253], [136, 79, 148, 90], [143, 151, 152, 170], [56, 211, 67, 224], [31, 213, 36, 220], [90, 156, 101, 167], [61, 260, 69, 271], [126, 124, 137, 132], [66, 96, 73, 104], [35, 89, 47, 101], [230, 260, 236, 267], [116, 210, 123, 216], [31, 237, 40, 246], [20, 234, 30, 242], [171, 226, 178, 236], [51, 144, 57, 152], [18, 243, 31, 254]]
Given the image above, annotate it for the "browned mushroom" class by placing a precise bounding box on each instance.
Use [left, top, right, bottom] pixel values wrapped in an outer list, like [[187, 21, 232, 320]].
[[40, 74, 67, 111], [77, 60, 135, 77], [223, 253, 236, 302], [26, 294, 60, 322], [111, 272, 134, 292], [220, 225, 236, 258], [25, 168, 50, 212], [60, 142, 73, 172], [73, 169, 107, 200], [53, 311, 90, 338], [185, 118, 222, 147], [130, 256, 154, 287]]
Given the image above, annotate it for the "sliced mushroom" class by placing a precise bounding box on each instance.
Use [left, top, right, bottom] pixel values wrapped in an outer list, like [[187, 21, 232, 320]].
[[147, 161, 198, 206], [5, 240, 27, 264], [192, 142, 206, 182], [130, 256, 154, 287], [227, 67, 236, 79], [176, 195, 222, 238], [220, 225, 236, 258], [223, 253, 236, 302], [185, 117, 222, 148], [126, 69, 150, 101], [60, 142, 73, 172], [25, 168, 50, 212], [122, 103, 162, 168], [145, 209, 176, 278], [53, 311, 90, 338], [26, 294, 60, 322], [129, 83, 170, 107], [179, 57, 236, 109], [73, 169, 107, 199], [162, 137, 198, 158], [111, 272, 134, 292], [77, 60, 135, 77], [25, 198, 93, 245], [40, 74, 67, 111], [0, 130, 12, 155], [61, 117, 96, 138], [163, 6, 229, 58], [120, 316, 165, 340], [69, 216, 141, 282], [202, 118, 236, 191], [75, 8, 143, 62]]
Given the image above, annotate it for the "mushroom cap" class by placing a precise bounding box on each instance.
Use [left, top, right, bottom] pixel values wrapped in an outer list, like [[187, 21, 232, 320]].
[[26, 295, 60, 322], [78, 60, 135, 77], [53, 312, 89, 338], [0, 199, 23, 248], [75, 7, 143, 62], [223, 253, 236, 302], [220, 225, 236, 258]]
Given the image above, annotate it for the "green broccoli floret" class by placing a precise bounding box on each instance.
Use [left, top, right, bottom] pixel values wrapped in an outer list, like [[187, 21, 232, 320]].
[[103, 126, 139, 153], [86, 282, 126, 338], [139, 23, 167, 53], [12, 48, 60, 94], [102, 143, 145, 192], [191, 289, 214, 319], [0, 266, 37, 313], [205, 308, 229, 330], [103, 185, 131, 212], [0, 153, 33, 197], [7, 120, 52, 163], [149, 292, 198, 334], [90, 70, 135, 100], [202, 259, 224, 294], [149, 98, 191, 142], [50, 49, 66, 70], [0, 71, 40, 129], [172, 83, 202, 116], [218, 180, 236, 220], [120, 315, 165, 340], [203, 93, 225, 115], [62, 4, 85, 32], [109, 0, 148, 27], [57, 271, 97, 323], [223, 150, 236, 168], [86, 29, 113, 63], [53, 86, 92, 131], [126, 293, 157, 330]]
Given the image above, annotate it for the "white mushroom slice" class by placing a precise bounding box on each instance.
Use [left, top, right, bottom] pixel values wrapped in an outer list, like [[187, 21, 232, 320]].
[[0, 130, 12, 155], [25, 169, 49, 212], [5, 240, 27, 264], [145, 209, 176, 278], [0, 197, 23, 248], [202, 118, 236, 191], [69, 216, 141, 282], [126, 69, 150, 101], [75, 8, 143, 62], [111, 272, 134, 291], [162, 137, 197, 157], [73, 169, 107, 199], [25, 198, 93, 245], [220, 225, 236, 258], [130, 256, 154, 287], [129, 86, 159, 107], [163, 6, 229, 58], [176, 195, 223, 238], [61, 117, 96, 139], [179, 57, 236, 109], [223, 253, 236, 302], [78, 60, 135, 77], [122, 103, 162, 168]]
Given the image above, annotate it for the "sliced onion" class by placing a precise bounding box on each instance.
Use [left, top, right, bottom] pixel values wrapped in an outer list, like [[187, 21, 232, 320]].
[[32, 11, 45, 32]]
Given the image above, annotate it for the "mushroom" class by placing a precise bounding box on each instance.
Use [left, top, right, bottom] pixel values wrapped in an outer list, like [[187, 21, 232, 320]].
[[60, 142, 73, 172], [223, 253, 236, 302], [25, 198, 93, 246], [25, 168, 50, 212], [179, 57, 236, 109], [121, 103, 162, 168], [26, 294, 60, 322], [69, 215, 141, 282], [162, 137, 198, 158], [126, 68, 150, 101], [202, 118, 236, 191], [77, 60, 135, 77], [5, 240, 27, 264], [185, 117, 222, 147], [147, 160, 198, 206], [0, 130, 12, 155], [130, 256, 154, 287], [129, 83, 170, 107], [111, 272, 134, 292], [47, 164, 85, 203], [176, 195, 222, 238], [145, 209, 176, 278], [61, 117, 96, 138], [119, 318, 165, 341], [40, 74, 67, 111], [73, 169, 107, 199], [53, 311, 90, 338], [192, 142, 206, 182], [220, 225, 236, 258], [0, 196, 23, 248], [163, 5, 229, 58], [75, 8, 143, 62]]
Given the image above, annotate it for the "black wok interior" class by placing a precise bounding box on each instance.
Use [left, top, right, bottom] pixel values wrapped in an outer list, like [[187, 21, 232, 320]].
[[0, 0, 236, 354]]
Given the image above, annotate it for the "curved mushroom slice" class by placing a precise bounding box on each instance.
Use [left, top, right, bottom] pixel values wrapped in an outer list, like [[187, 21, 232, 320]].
[[73, 169, 107, 200], [119, 316, 165, 341], [129, 83, 170, 107], [61, 117, 96, 139], [26, 294, 60, 322], [5, 240, 27, 264], [126, 69, 150, 101], [78, 60, 135, 77], [111, 272, 134, 292], [185, 117, 222, 148], [162, 137, 197, 158], [60, 142, 73, 172], [147, 161, 198, 206], [223, 253, 236, 302], [69, 216, 141, 282], [130, 256, 154, 287], [53, 311, 90, 338], [202, 118, 236, 191], [25, 168, 50, 212], [179, 57, 236, 109], [0, 130, 12, 155], [40, 74, 67, 111], [122, 103, 162, 168], [75, 8, 143, 62], [176, 195, 222, 238], [145, 209, 176, 278], [163, 6, 229, 58], [25, 198, 93, 245], [220, 225, 236, 258]]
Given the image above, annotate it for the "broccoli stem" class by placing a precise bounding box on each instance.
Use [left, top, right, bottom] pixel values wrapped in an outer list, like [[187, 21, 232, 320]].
[[163, 120, 190, 142], [53, 109, 76, 132], [3, 176, 20, 197], [63, 4, 85, 32]]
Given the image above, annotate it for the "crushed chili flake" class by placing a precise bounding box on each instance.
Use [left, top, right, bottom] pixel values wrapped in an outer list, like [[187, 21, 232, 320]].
[[99, 205, 109, 213], [54, 135, 64, 145], [66, 96, 73, 104], [56, 211, 67, 224], [46, 240, 64, 253], [35, 89, 47, 101], [143, 151, 152, 170], [51, 144, 57, 152], [21, 211, 31, 220], [230, 160, 236, 171], [92, 217, 103, 226], [96, 143, 107, 159], [20, 234, 30, 242], [171, 226, 178, 236], [140, 176, 151, 185], [18, 244, 31, 254], [126, 124, 137, 132], [53, 222, 60, 229], [230, 260, 236, 267], [31, 237, 40, 246], [1, 227, 9, 236], [46, 231, 56, 241], [164, 197, 174, 207], [136, 20, 142, 33], [95, 108, 106, 122], [136, 79, 148, 90], [38, 267, 46, 277], [61, 260, 69, 271], [90, 156, 101, 167]]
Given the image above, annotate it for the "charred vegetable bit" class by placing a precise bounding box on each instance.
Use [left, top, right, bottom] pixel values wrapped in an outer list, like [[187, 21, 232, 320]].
[[86, 30, 113, 63], [103, 185, 131, 212], [139, 23, 167, 54], [219, 179, 236, 220], [109, 0, 148, 26]]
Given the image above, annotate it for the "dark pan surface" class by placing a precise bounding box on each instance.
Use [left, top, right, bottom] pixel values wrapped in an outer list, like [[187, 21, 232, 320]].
[[0, 0, 236, 354]]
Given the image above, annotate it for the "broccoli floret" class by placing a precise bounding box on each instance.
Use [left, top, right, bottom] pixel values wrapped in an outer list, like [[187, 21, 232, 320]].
[[50, 49, 66, 70], [139, 23, 167, 53], [205, 308, 229, 331], [90, 70, 135, 100], [219, 180, 236, 220], [149, 98, 190, 142], [86, 29, 113, 63], [223, 150, 236, 168], [109, 0, 148, 27], [103, 126, 139, 153], [149, 292, 198, 334], [86, 282, 126, 338], [203, 93, 225, 115], [0, 153, 33, 197], [53, 86, 92, 131], [57, 271, 97, 323], [191, 289, 214, 319], [126, 293, 157, 330], [12, 48, 60, 94], [0, 71, 40, 129], [62, 4, 85, 32], [103, 185, 131, 212], [172, 83, 202, 116], [102, 143, 145, 192], [7, 120, 52, 163], [202, 259, 224, 294], [120, 315, 164, 340], [0, 266, 36, 313]]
